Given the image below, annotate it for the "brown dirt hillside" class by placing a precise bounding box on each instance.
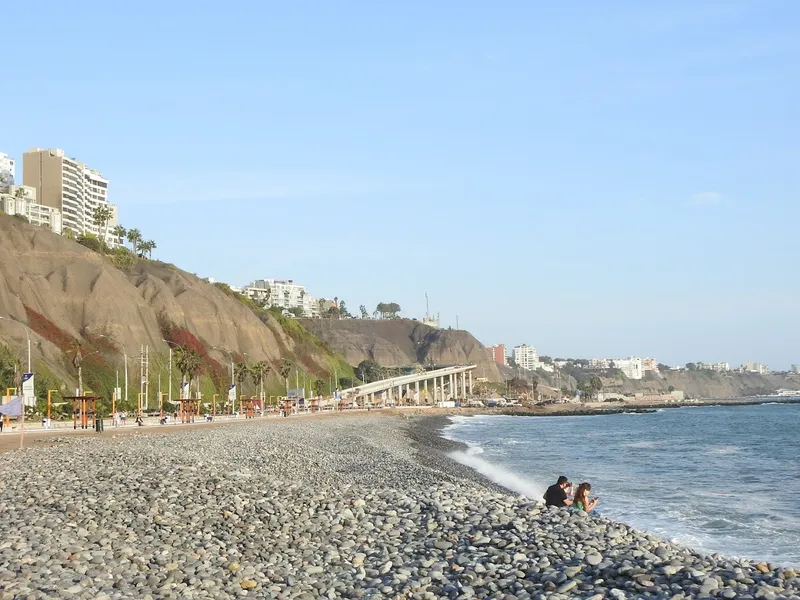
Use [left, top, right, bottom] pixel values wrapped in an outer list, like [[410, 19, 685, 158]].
[[600, 369, 800, 399], [298, 318, 504, 381], [0, 214, 346, 391]]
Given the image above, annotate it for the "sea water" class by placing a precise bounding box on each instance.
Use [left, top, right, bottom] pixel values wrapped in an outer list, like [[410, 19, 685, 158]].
[[443, 403, 800, 567]]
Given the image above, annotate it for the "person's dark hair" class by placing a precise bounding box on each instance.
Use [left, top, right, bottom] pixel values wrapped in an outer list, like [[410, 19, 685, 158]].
[[557, 475, 569, 485], [574, 482, 592, 508]]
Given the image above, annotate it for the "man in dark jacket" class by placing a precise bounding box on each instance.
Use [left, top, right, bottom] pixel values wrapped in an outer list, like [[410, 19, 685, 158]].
[[544, 475, 573, 507]]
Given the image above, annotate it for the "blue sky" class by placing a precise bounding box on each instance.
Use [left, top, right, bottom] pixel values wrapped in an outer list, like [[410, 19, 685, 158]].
[[3, 1, 799, 368]]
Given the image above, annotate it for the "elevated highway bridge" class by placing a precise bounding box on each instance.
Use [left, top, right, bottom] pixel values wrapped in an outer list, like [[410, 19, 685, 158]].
[[340, 364, 477, 407]]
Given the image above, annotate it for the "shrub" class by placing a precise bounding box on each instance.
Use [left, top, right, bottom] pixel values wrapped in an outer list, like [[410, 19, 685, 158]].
[[77, 233, 102, 252], [108, 246, 137, 270]]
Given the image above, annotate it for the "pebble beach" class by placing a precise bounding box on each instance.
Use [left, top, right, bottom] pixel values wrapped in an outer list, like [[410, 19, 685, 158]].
[[0, 415, 798, 599]]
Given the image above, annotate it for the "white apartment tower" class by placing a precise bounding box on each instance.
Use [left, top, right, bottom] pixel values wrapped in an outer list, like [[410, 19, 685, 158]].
[[22, 148, 118, 245], [0, 152, 15, 188], [512, 344, 539, 371]]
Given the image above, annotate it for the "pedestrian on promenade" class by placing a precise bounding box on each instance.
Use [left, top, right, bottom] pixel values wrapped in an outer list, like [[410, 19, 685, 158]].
[[543, 476, 574, 507]]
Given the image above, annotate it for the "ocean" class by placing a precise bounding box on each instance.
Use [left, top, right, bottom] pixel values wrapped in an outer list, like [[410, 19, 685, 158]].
[[443, 402, 800, 567]]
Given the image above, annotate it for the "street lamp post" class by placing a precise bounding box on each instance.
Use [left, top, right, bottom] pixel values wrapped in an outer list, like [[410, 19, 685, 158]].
[[163, 340, 181, 409], [124, 351, 128, 413]]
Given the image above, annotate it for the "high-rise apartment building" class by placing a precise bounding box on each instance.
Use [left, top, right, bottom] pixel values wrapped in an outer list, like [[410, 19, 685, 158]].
[[512, 344, 539, 371], [0, 152, 15, 188], [23, 148, 118, 245]]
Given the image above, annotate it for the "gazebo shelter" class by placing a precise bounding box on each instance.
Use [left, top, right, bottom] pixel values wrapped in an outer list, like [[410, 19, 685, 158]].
[[64, 396, 101, 430], [241, 397, 261, 419], [281, 396, 295, 416]]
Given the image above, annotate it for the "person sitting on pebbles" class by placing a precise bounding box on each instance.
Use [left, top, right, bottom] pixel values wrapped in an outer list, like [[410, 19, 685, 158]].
[[544, 476, 574, 507], [572, 482, 599, 512]]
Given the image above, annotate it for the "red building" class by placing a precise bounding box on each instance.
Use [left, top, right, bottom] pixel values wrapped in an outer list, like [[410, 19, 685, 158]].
[[488, 344, 507, 366]]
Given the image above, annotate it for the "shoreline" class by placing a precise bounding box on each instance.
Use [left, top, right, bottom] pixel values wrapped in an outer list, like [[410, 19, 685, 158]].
[[0, 415, 797, 598]]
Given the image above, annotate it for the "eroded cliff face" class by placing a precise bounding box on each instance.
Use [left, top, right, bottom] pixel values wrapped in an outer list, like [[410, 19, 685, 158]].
[[0, 215, 341, 388], [298, 318, 504, 381], [602, 370, 800, 399]]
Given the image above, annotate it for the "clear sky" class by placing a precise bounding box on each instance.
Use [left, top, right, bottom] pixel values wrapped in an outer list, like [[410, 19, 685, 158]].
[[3, 1, 799, 368]]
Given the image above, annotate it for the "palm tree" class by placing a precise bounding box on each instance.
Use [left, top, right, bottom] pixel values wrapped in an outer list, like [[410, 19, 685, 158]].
[[251, 361, 270, 401], [111, 225, 126, 245], [235, 362, 250, 397], [127, 228, 142, 253], [176, 346, 203, 396], [313, 379, 325, 398], [145, 240, 156, 258], [251, 361, 271, 406], [279, 359, 292, 394], [92, 205, 114, 247]]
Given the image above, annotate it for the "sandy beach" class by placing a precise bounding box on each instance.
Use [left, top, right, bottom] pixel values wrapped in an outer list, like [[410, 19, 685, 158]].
[[0, 413, 798, 599]]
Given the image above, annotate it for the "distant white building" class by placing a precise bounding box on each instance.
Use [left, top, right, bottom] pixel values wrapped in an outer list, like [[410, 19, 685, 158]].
[[698, 362, 730, 372], [242, 279, 320, 317], [742, 361, 769, 375], [0, 152, 15, 187], [512, 344, 554, 372], [513, 345, 538, 371], [590, 357, 644, 380], [614, 357, 644, 380], [1, 185, 62, 234]]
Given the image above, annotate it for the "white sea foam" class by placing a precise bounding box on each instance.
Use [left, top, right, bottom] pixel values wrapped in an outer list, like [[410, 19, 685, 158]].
[[625, 440, 661, 448], [707, 446, 741, 455], [448, 450, 546, 499]]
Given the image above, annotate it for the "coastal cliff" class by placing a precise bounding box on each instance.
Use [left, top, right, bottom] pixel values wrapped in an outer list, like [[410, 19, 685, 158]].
[[599, 369, 800, 399], [0, 214, 351, 396], [298, 318, 504, 382]]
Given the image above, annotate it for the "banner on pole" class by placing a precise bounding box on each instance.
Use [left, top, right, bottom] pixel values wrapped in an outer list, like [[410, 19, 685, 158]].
[[22, 373, 35, 406], [0, 396, 23, 416], [181, 382, 190, 400], [228, 385, 236, 401]]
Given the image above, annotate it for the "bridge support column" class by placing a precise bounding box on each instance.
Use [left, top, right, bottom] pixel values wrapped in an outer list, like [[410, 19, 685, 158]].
[[434, 377, 439, 402], [461, 372, 466, 399], [450, 374, 455, 400], [415, 381, 420, 405], [468, 371, 473, 397]]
